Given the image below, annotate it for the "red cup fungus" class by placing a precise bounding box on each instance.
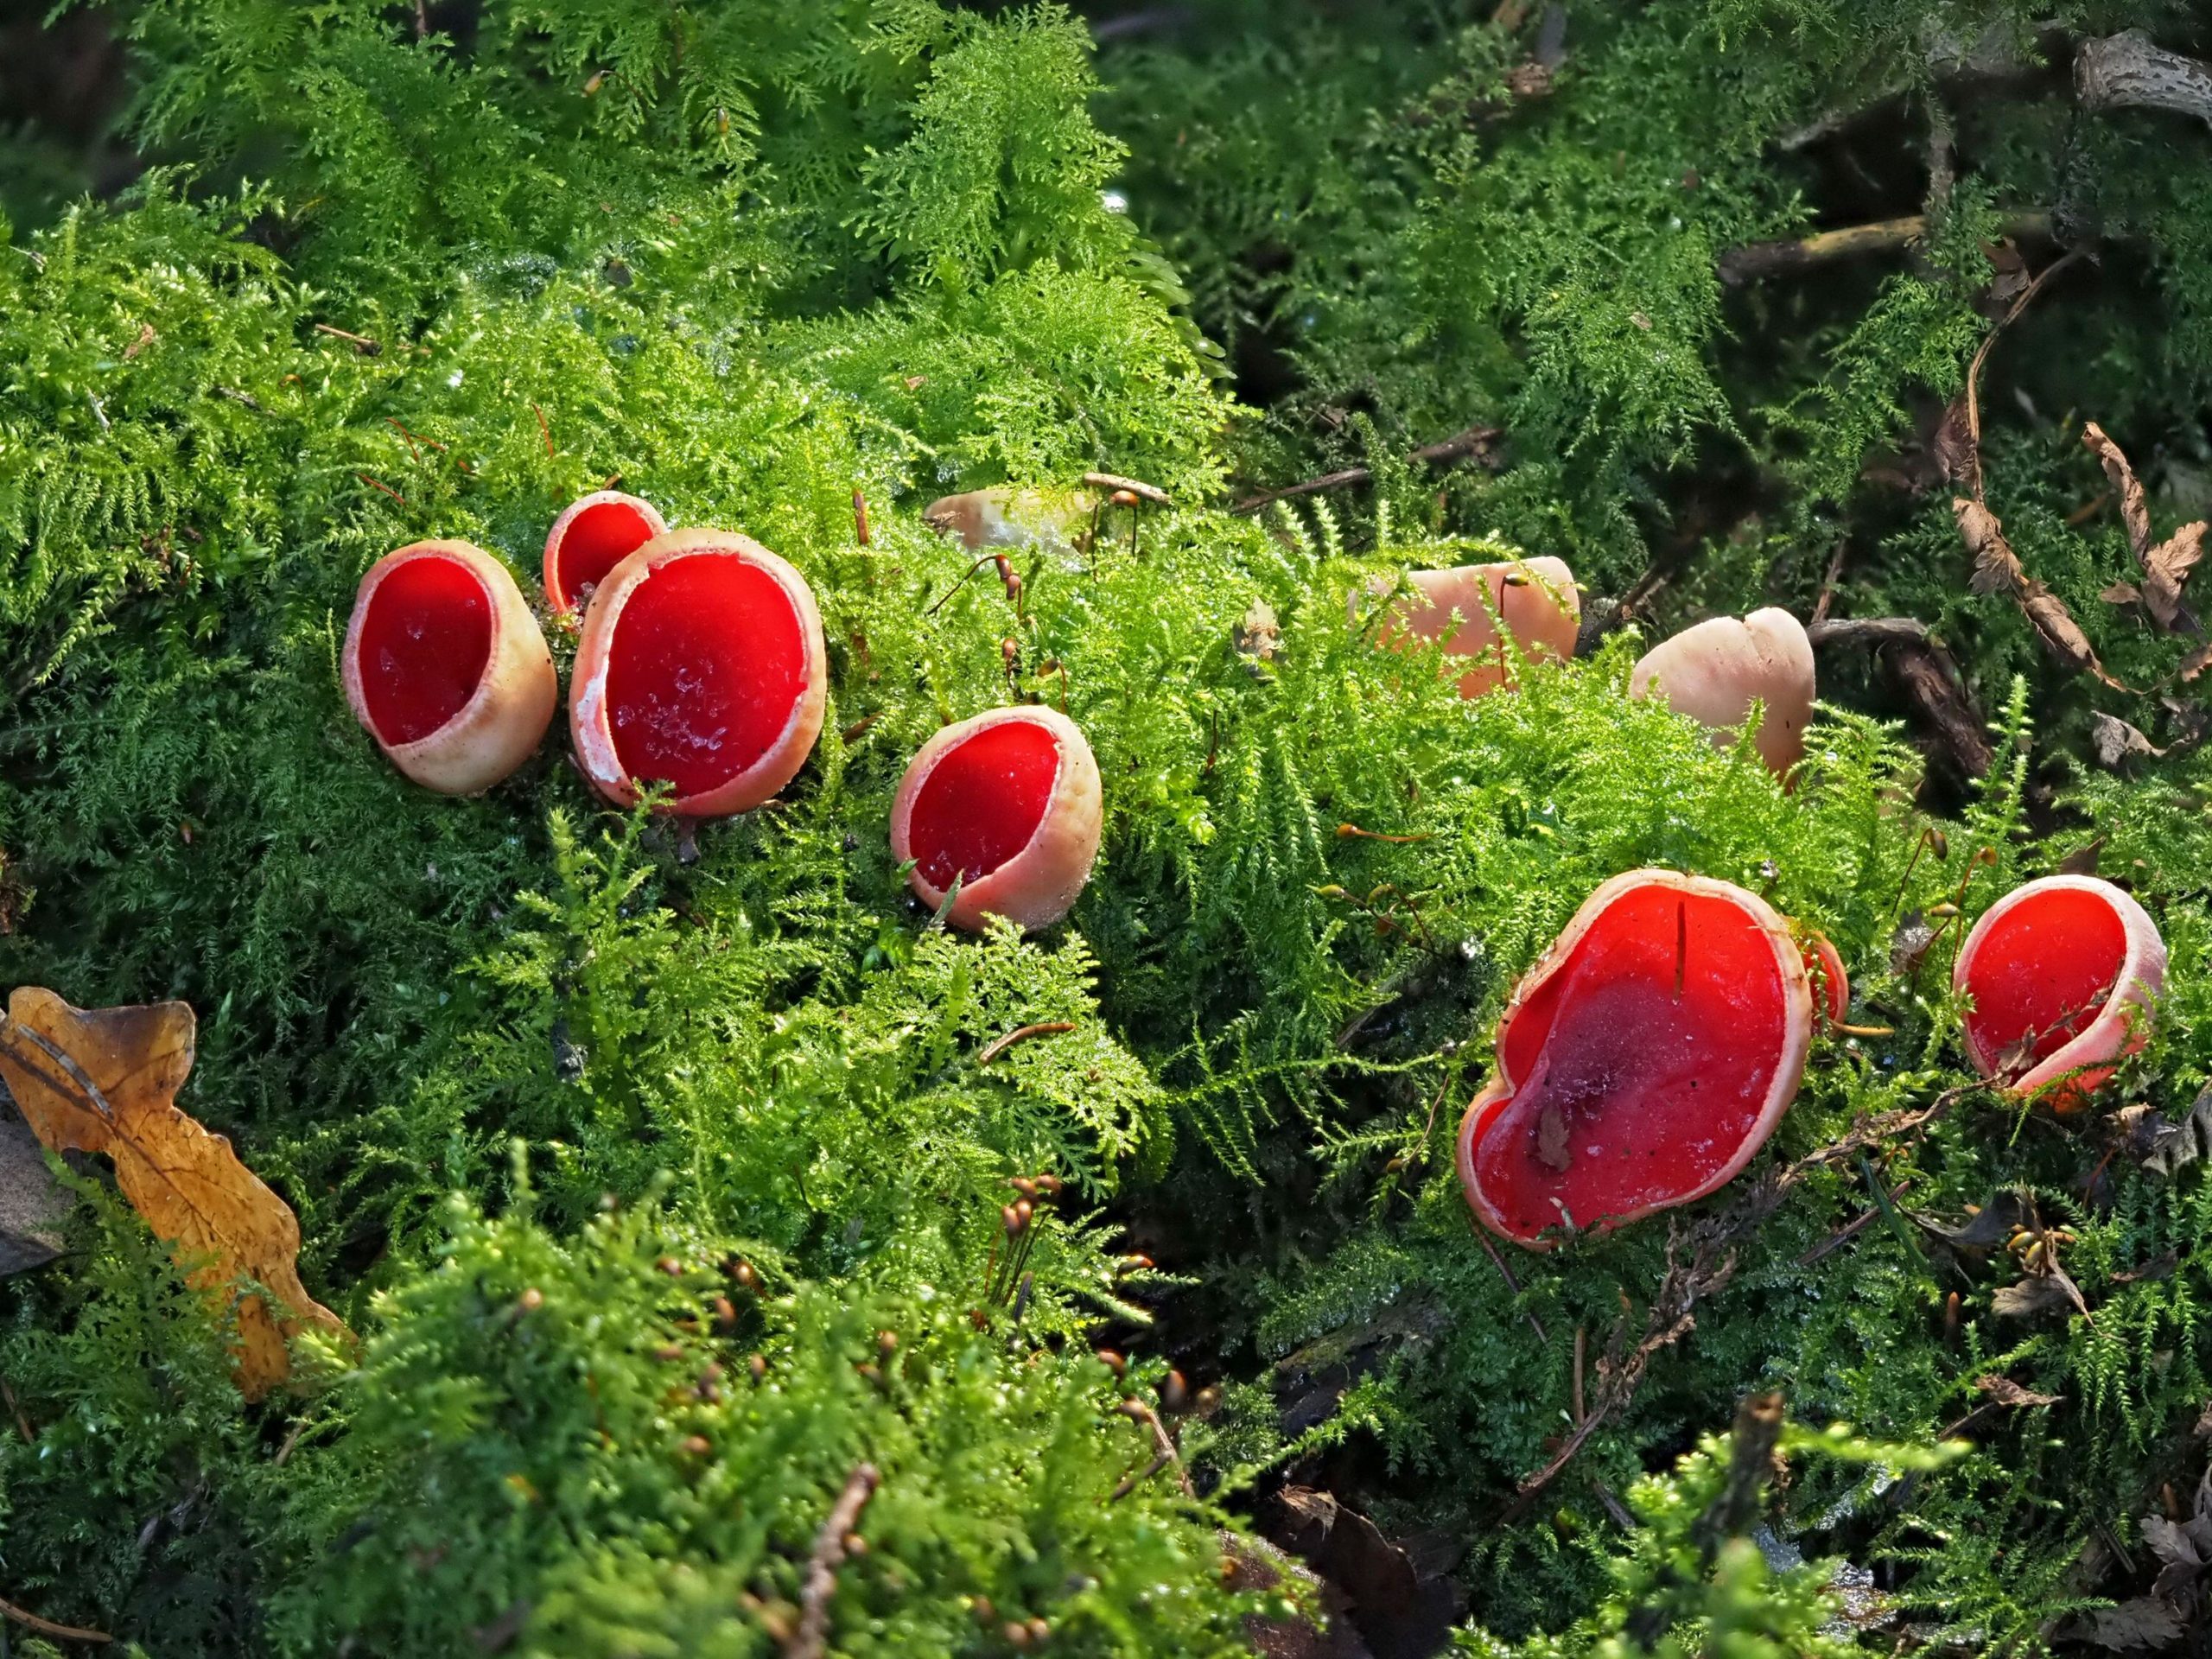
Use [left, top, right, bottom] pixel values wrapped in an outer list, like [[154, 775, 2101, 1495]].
[[569, 527, 828, 817], [1360, 556, 1581, 699], [1953, 874, 2165, 1110], [542, 490, 669, 614], [1458, 869, 1815, 1248], [1804, 933, 1849, 1027], [341, 539, 558, 796], [889, 706, 1103, 932], [1629, 607, 1815, 777]]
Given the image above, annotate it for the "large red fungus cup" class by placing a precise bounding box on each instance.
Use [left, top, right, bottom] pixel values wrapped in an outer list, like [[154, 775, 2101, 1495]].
[[1629, 607, 1815, 777], [341, 540, 558, 796], [1457, 870, 1815, 1249], [542, 490, 669, 613], [1953, 874, 2166, 1111], [1360, 557, 1580, 699], [568, 528, 828, 817], [889, 706, 1103, 933]]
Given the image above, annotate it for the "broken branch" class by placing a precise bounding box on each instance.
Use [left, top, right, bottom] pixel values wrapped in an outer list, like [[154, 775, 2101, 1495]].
[[1231, 425, 1503, 515], [2076, 30, 2212, 127], [786, 1462, 880, 1659], [1719, 212, 2049, 286]]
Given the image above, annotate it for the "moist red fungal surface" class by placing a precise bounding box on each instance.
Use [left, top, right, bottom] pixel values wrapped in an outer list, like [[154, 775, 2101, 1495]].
[[553, 500, 658, 607], [1806, 934, 1848, 1027], [603, 555, 805, 798], [907, 719, 1061, 889], [358, 555, 493, 746], [1961, 885, 2126, 1075], [1470, 884, 1794, 1240]]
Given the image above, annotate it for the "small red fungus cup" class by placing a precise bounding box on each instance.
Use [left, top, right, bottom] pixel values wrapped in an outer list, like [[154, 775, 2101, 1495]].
[[1629, 607, 1815, 777], [1804, 933, 1849, 1028], [1953, 874, 2166, 1111], [1360, 556, 1580, 699], [1457, 869, 1815, 1249], [568, 527, 828, 817], [542, 490, 669, 614], [341, 539, 558, 796], [889, 706, 1103, 933]]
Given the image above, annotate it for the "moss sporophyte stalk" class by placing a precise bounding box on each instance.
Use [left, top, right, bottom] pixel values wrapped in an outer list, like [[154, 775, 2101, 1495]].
[[14, 0, 2212, 1653]]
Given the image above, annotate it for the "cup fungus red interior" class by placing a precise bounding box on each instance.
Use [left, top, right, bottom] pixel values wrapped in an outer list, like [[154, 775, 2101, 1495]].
[[889, 706, 1103, 932], [341, 539, 558, 796], [569, 527, 827, 817], [1458, 870, 1814, 1248], [542, 490, 669, 613], [1629, 607, 1815, 777], [1953, 874, 2166, 1109], [1361, 556, 1580, 699]]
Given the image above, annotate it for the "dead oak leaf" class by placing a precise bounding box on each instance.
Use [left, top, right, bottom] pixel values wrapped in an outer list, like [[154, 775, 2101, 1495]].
[[0, 988, 351, 1399], [1955, 499, 2128, 690], [1974, 1374, 2062, 1408], [2092, 712, 2164, 768], [2078, 1596, 2185, 1650], [2083, 423, 2206, 633]]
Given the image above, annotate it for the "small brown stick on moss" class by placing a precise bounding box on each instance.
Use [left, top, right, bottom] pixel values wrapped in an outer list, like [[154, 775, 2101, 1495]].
[[786, 1463, 880, 1659], [0, 1376, 31, 1444], [1718, 211, 2050, 286], [311, 321, 382, 356], [531, 403, 556, 457], [1112, 1399, 1194, 1501], [355, 473, 408, 507], [1230, 424, 1503, 515], [852, 490, 871, 546], [1961, 247, 2086, 504], [0, 1592, 111, 1645], [976, 1021, 1075, 1066], [1081, 472, 1171, 507]]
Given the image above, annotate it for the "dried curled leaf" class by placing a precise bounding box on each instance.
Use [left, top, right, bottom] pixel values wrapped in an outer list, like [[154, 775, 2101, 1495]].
[[1974, 1374, 2061, 1408], [0, 989, 350, 1398], [2083, 423, 2206, 633], [1955, 498, 2128, 690], [2092, 712, 2164, 768]]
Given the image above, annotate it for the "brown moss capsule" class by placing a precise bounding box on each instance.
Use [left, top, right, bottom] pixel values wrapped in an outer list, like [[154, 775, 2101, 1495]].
[[1004, 1620, 1033, 1649], [518, 1287, 543, 1313], [681, 1434, 711, 1457], [657, 1255, 683, 1277], [1095, 1349, 1126, 1375], [877, 1330, 899, 1356], [748, 1354, 767, 1382], [652, 1343, 684, 1363], [1027, 1618, 1050, 1643], [1160, 1370, 1190, 1413]]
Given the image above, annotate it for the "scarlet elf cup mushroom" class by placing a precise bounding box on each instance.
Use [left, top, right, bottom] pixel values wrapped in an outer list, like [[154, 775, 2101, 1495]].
[[1458, 870, 1815, 1247], [1953, 874, 2165, 1110], [342, 540, 558, 796], [890, 707, 1103, 932], [1361, 557, 1581, 699], [1629, 607, 1815, 777], [569, 528, 828, 817], [542, 490, 669, 614]]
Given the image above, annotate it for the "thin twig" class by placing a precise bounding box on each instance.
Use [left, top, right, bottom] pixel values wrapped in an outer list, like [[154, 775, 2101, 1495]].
[[1571, 1325, 1587, 1425], [1113, 1400, 1194, 1501], [0, 1378, 31, 1445], [1719, 211, 2050, 286], [1810, 539, 1849, 624], [531, 404, 556, 458], [1796, 1179, 1916, 1266], [1805, 616, 1931, 649], [786, 1463, 880, 1659], [1231, 425, 1503, 515], [1471, 1221, 1550, 1345], [1963, 247, 2087, 503], [355, 474, 408, 506], [0, 1594, 110, 1645], [1081, 472, 1171, 507], [976, 1022, 1075, 1066], [311, 322, 381, 356]]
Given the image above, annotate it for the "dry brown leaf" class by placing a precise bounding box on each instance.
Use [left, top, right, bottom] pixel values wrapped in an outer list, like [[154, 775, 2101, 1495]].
[[2085, 423, 2154, 562], [1955, 498, 2129, 690], [2092, 712, 2165, 768], [2082, 424, 2205, 632], [2149, 522, 2209, 634], [2183, 641, 2212, 683], [1974, 1374, 2062, 1408], [0, 989, 350, 1398], [2078, 1596, 2185, 1650]]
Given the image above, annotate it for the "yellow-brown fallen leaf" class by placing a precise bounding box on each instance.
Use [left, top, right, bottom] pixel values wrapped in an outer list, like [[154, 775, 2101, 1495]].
[[1956, 498, 2129, 690], [2083, 423, 2208, 634], [0, 989, 350, 1399]]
